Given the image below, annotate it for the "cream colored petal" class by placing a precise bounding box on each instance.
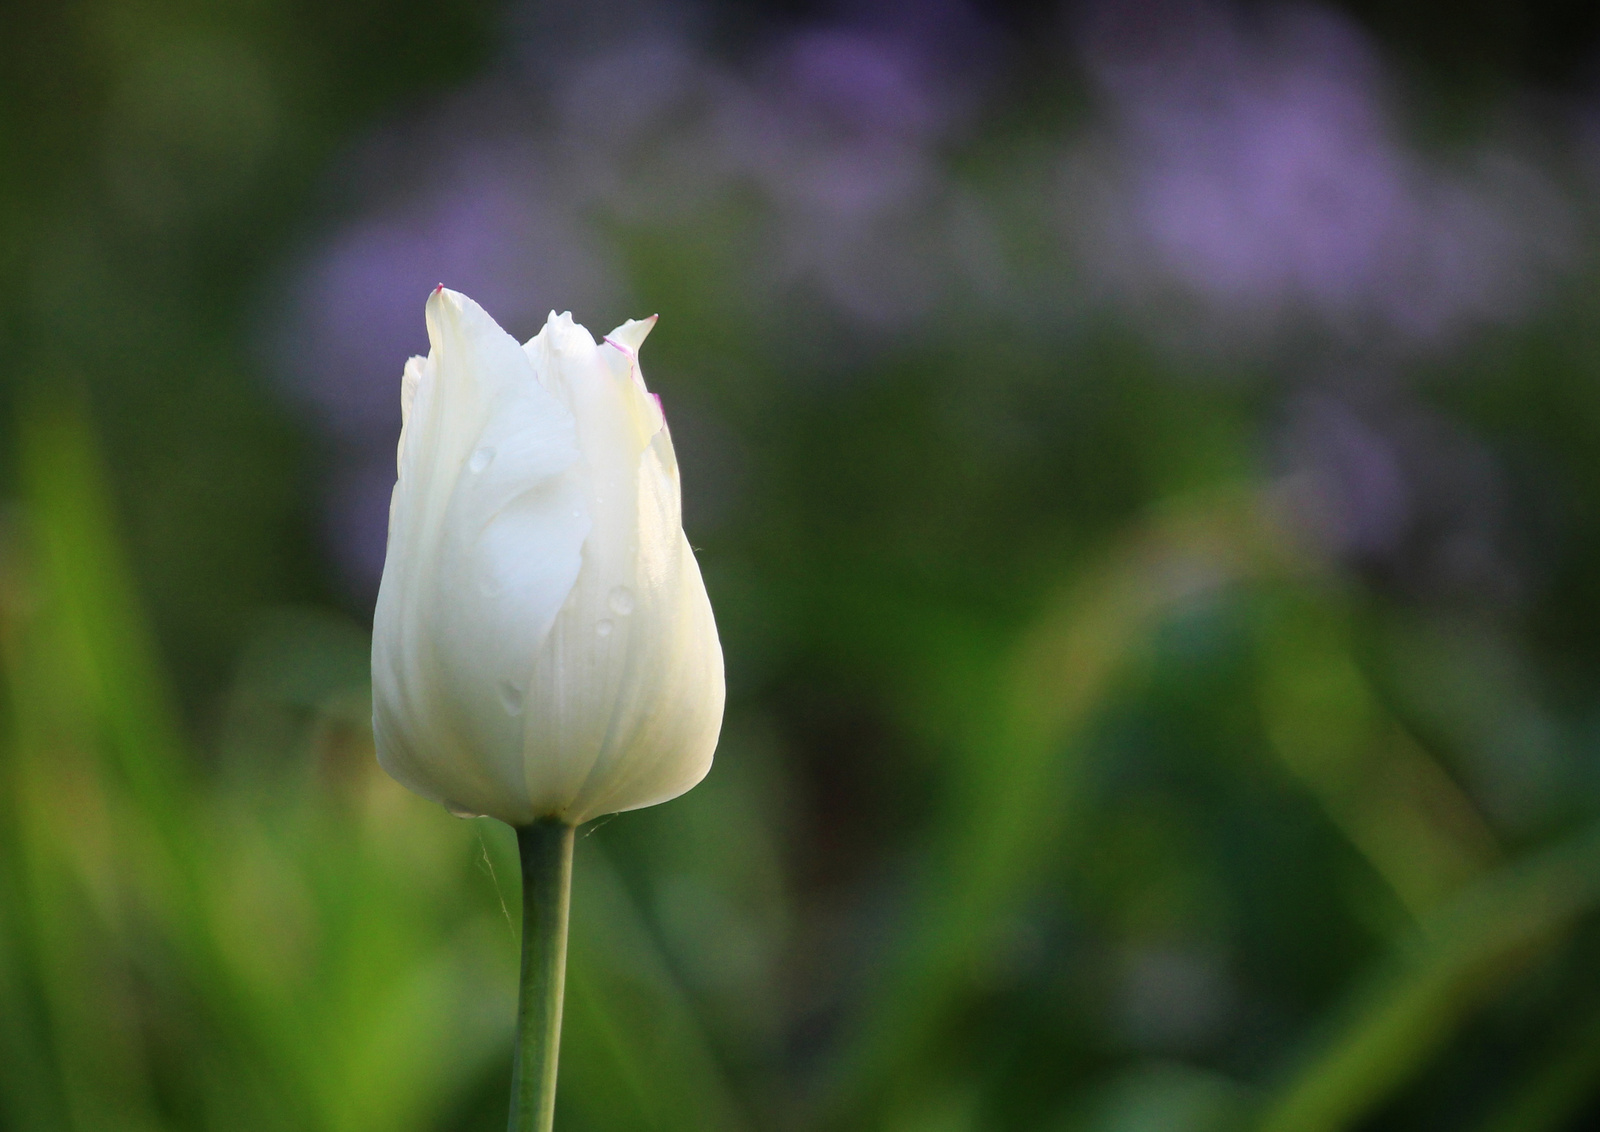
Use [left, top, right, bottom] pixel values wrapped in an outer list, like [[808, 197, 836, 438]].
[[373, 288, 586, 823], [566, 438, 723, 821], [603, 313, 656, 356], [605, 316, 667, 438], [521, 424, 723, 822], [396, 355, 424, 472]]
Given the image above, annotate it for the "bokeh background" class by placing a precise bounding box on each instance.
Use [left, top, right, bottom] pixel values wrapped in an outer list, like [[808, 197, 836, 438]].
[[7, 0, 1600, 1128]]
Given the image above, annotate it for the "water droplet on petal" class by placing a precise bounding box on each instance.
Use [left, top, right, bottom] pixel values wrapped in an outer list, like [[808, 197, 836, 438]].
[[608, 586, 634, 615], [469, 446, 495, 473], [445, 803, 482, 819], [498, 680, 524, 715], [596, 619, 613, 637]]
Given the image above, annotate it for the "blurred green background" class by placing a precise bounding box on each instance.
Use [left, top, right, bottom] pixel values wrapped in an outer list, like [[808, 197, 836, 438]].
[[9, 0, 1600, 1129]]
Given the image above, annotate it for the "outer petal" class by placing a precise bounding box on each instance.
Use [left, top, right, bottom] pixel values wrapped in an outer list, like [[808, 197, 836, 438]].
[[373, 288, 587, 823], [516, 319, 723, 822], [564, 427, 724, 821], [397, 355, 424, 472]]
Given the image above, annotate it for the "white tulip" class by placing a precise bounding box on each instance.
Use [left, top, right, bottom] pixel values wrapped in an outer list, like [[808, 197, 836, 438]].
[[371, 286, 724, 826]]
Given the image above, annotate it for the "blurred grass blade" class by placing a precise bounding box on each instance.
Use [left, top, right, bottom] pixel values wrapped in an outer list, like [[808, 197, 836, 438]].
[[0, 399, 191, 1130], [0, 635, 69, 1128], [1257, 595, 1498, 918], [1468, 1003, 1600, 1132], [17, 398, 190, 819], [825, 492, 1293, 1122], [2, 398, 281, 1130], [1258, 819, 1600, 1132], [559, 841, 749, 1132], [0, 523, 71, 1130]]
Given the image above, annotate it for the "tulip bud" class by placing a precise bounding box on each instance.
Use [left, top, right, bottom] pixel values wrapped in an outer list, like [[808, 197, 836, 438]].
[[371, 287, 724, 826]]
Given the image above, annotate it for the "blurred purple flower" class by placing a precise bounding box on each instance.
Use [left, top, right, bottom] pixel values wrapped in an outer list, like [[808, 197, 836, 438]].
[[750, 28, 939, 215], [285, 154, 616, 443], [271, 1, 1011, 588], [1276, 393, 1410, 561], [1074, 0, 1574, 349], [552, 36, 750, 222], [1274, 391, 1521, 604], [276, 141, 618, 590], [546, 12, 1002, 331], [737, 23, 999, 329]]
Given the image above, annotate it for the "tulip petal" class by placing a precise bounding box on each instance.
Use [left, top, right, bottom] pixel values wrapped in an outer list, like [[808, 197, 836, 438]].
[[374, 289, 586, 821], [563, 427, 723, 821], [603, 313, 657, 357], [396, 355, 424, 473]]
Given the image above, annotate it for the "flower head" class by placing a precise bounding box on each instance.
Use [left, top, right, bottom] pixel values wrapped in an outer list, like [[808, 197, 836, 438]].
[[372, 287, 724, 825]]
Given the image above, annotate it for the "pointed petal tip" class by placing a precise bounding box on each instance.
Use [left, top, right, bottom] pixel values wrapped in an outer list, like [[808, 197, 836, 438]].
[[426, 284, 461, 319], [605, 314, 659, 356]]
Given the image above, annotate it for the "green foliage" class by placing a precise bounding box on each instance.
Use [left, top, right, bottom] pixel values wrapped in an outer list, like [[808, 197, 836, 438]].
[[9, 2, 1600, 1130], [10, 409, 1600, 1129]]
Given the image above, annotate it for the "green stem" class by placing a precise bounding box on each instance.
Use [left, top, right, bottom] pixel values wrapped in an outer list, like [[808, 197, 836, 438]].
[[509, 819, 576, 1132]]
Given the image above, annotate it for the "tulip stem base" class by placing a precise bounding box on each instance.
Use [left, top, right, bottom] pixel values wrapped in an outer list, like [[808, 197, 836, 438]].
[[509, 819, 576, 1132]]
